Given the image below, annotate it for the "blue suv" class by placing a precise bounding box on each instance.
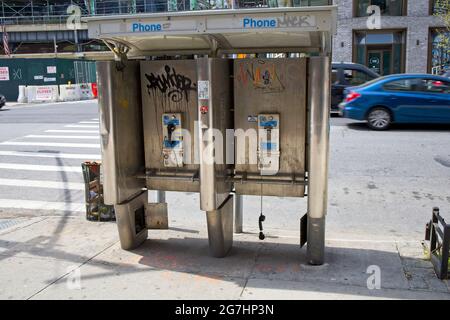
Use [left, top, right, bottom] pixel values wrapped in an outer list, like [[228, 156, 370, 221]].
[[339, 74, 450, 130]]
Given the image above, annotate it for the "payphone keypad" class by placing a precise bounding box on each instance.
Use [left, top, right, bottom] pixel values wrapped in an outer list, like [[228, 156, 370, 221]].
[[162, 113, 183, 167], [257, 114, 280, 175]]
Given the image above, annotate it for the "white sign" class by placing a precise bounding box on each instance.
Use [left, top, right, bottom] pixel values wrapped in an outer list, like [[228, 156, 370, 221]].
[[47, 66, 57, 74], [197, 80, 210, 100], [34, 75, 44, 80], [44, 77, 56, 82], [36, 86, 53, 101], [0, 67, 10, 81]]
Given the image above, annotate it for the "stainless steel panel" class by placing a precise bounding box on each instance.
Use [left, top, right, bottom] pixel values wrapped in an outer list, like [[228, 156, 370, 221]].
[[206, 195, 234, 258], [97, 61, 146, 205], [140, 60, 200, 192], [306, 56, 331, 265], [198, 58, 233, 211], [234, 194, 243, 233], [234, 58, 307, 197], [145, 203, 169, 229], [115, 191, 148, 250]]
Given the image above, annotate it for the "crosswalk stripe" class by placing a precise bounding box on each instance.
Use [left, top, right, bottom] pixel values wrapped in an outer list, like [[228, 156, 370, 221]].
[[0, 199, 84, 212], [26, 135, 99, 140], [0, 151, 100, 160], [46, 130, 98, 134], [91, 118, 99, 121], [65, 125, 99, 128], [0, 141, 100, 148], [0, 163, 81, 172], [79, 121, 99, 124], [0, 178, 85, 190]]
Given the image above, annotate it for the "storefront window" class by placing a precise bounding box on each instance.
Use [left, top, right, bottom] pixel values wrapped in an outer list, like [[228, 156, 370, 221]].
[[430, 28, 450, 74], [355, 0, 405, 17], [431, 0, 449, 15], [354, 30, 405, 75]]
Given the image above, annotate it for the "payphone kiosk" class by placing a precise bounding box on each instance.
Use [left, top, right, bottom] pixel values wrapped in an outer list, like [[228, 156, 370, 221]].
[[88, 6, 336, 264]]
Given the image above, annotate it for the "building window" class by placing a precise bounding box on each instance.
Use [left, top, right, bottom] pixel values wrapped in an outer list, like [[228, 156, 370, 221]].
[[354, 0, 406, 17], [353, 30, 406, 75], [429, 28, 450, 74], [431, 0, 449, 15]]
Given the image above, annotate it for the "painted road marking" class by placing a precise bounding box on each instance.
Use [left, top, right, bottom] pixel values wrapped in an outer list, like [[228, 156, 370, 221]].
[[26, 135, 99, 140], [65, 125, 99, 128], [0, 163, 81, 172], [0, 151, 100, 159], [79, 121, 99, 124], [46, 130, 98, 134], [0, 178, 84, 190], [0, 141, 100, 148], [0, 199, 84, 212]]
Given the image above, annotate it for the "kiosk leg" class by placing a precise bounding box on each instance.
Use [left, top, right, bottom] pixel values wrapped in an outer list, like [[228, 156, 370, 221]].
[[146, 191, 168, 229], [234, 194, 243, 233], [206, 195, 234, 258], [115, 191, 148, 250], [306, 56, 330, 265], [156, 190, 166, 203]]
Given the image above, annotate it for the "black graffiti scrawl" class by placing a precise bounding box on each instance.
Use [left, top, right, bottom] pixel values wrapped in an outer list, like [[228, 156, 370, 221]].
[[145, 65, 197, 102]]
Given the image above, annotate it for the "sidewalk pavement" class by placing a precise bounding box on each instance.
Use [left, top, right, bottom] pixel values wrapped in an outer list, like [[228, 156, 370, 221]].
[[0, 215, 449, 300]]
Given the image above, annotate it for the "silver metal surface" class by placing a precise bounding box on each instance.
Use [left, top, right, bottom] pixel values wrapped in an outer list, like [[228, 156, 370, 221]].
[[146, 202, 169, 229], [140, 60, 200, 193], [198, 57, 233, 211], [206, 195, 234, 258], [115, 191, 148, 250], [156, 190, 166, 203], [234, 194, 243, 233], [306, 56, 331, 265], [234, 58, 307, 197], [85, 7, 337, 57], [97, 61, 146, 205], [307, 217, 325, 265]]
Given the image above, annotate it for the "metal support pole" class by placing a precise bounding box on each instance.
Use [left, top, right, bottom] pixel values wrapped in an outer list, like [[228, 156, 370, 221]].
[[306, 56, 331, 265], [156, 190, 166, 203], [234, 194, 243, 233]]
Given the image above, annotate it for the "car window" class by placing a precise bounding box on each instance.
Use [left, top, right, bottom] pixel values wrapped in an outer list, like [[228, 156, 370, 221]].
[[331, 69, 339, 84], [421, 79, 450, 94], [383, 78, 423, 92], [343, 69, 374, 86]]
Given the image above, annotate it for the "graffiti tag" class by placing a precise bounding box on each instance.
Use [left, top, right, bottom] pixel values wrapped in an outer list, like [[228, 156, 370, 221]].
[[145, 65, 197, 102], [237, 60, 284, 93], [277, 15, 314, 28]]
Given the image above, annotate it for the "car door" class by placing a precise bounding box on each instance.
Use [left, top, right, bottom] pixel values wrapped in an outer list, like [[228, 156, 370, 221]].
[[382, 78, 437, 123], [420, 79, 450, 122], [331, 67, 344, 109]]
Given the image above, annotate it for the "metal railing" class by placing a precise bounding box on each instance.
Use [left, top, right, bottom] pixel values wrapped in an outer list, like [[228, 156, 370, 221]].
[[0, 15, 71, 26], [425, 207, 450, 279]]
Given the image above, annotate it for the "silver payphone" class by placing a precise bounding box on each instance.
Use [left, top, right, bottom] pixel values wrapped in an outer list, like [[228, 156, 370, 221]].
[[90, 6, 335, 265]]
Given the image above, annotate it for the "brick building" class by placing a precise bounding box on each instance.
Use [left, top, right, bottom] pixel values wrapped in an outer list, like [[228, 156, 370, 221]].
[[332, 0, 449, 75]]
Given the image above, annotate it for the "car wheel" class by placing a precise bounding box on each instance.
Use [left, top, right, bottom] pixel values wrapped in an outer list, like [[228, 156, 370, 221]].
[[367, 107, 391, 130]]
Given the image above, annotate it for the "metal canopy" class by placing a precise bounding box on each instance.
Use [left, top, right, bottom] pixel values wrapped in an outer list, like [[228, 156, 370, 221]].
[[85, 6, 337, 57]]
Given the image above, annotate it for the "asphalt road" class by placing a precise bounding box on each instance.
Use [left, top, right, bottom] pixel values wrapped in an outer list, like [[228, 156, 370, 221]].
[[0, 101, 449, 242]]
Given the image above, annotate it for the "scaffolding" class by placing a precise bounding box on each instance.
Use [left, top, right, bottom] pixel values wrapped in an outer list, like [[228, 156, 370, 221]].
[[0, 0, 332, 23]]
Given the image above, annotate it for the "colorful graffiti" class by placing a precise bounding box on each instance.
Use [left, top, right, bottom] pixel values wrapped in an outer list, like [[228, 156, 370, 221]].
[[237, 60, 284, 93]]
